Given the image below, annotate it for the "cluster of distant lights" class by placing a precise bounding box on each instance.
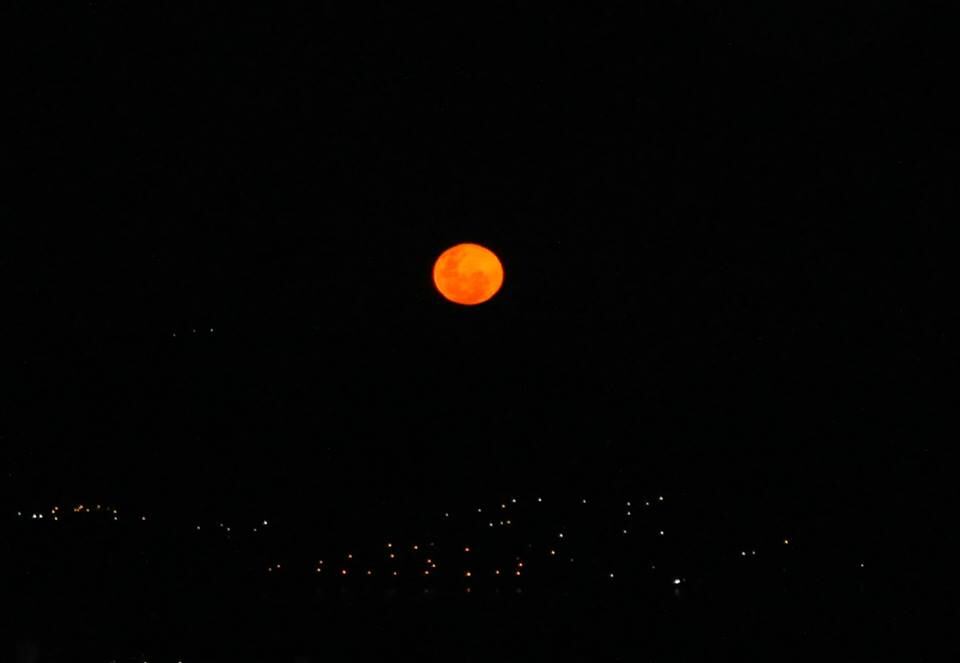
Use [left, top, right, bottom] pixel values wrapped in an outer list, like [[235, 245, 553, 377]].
[[15, 504, 268, 540], [15, 493, 858, 591], [261, 494, 672, 584], [306, 542, 537, 581], [18, 497, 670, 583], [18, 504, 124, 522]]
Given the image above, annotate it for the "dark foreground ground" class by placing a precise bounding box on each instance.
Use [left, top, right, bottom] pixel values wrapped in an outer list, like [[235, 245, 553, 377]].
[[13, 547, 926, 662], [13, 449, 946, 661]]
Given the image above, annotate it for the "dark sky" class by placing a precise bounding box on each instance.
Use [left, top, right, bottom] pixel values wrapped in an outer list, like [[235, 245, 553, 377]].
[[8, 4, 950, 546]]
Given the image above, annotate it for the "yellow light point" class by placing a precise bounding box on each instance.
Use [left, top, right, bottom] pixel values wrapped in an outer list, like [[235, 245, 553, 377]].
[[465, 571, 472, 578], [389, 553, 396, 559], [387, 543, 392, 548], [413, 545, 419, 551], [784, 539, 790, 545], [347, 553, 353, 559]]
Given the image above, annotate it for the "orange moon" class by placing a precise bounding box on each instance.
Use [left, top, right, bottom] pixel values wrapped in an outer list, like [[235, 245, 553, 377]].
[[432, 243, 504, 305]]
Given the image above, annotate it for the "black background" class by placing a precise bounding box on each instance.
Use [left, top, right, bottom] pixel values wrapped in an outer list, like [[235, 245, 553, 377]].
[[7, 3, 953, 660]]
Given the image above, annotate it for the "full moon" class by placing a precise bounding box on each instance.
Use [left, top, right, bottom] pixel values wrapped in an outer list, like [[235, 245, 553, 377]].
[[432, 243, 504, 305]]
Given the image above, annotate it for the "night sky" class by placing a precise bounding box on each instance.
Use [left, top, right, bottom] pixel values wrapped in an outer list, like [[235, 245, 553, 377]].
[[8, 4, 951, 661]]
